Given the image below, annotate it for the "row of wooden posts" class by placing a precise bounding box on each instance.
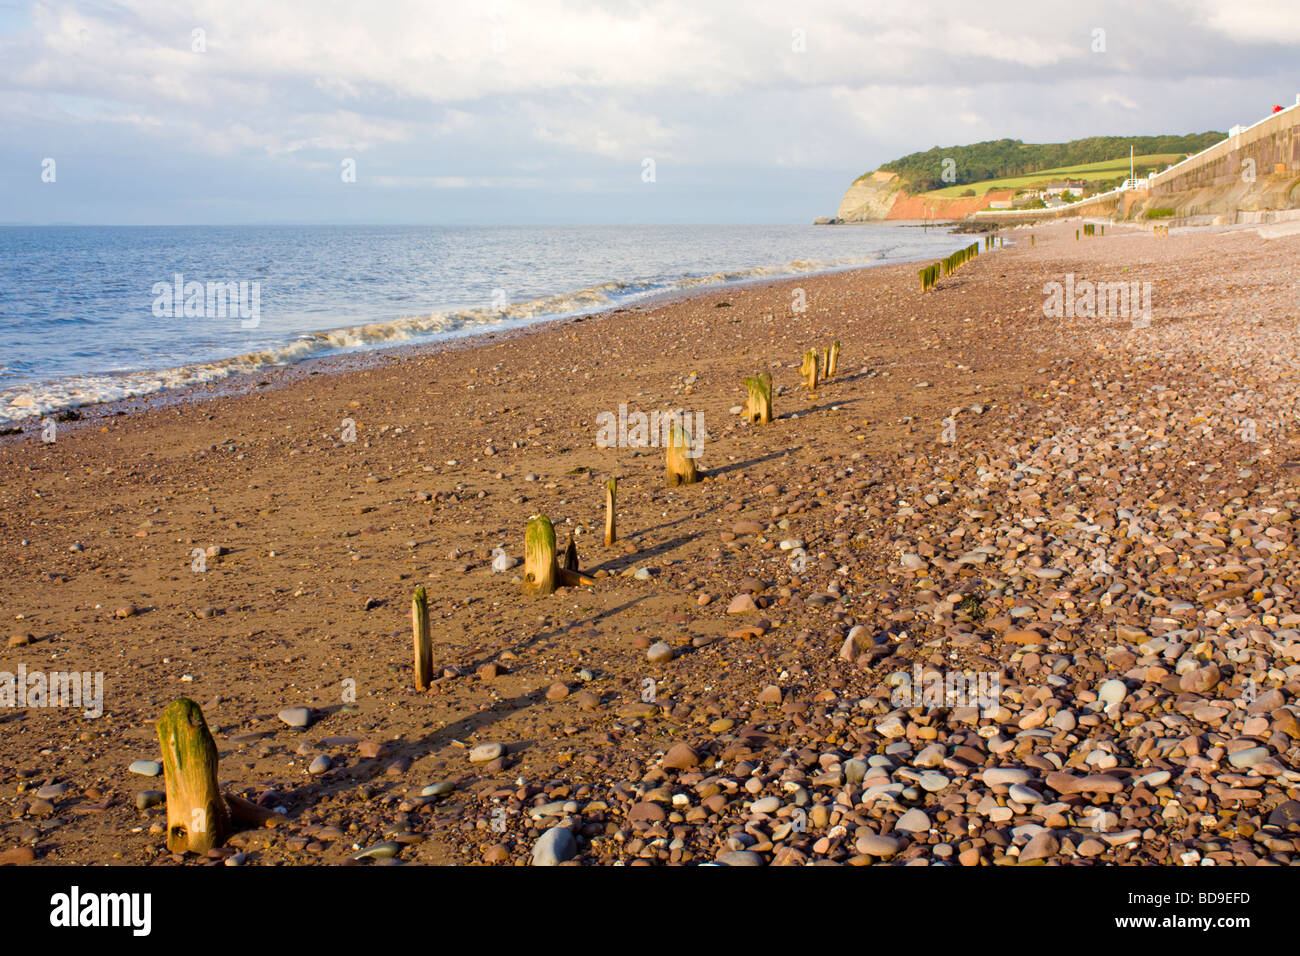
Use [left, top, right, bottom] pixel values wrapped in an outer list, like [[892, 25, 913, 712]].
[[411, 339, 838, 690], [153, 337, 851, 854], [918, 241, 981, 292]]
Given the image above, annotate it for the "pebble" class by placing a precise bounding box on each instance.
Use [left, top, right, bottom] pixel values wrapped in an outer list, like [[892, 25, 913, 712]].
[[532, 826, 577, 865], [128, 760, 162, 777], [663, 743, 699, 770], [716, 850, 763, 866], [278, 706, 311, 729], [983, 768, 1032, 787], [727, 594, 758, 614], [1097, 679, 1127, 708], [855, 833, 902, 857], [1227, 747, 1268, 769], [646, 642, 673, 663], [469, 743, 505, 764], [1020, 829, 1060, 862], [352, 841, 401, 861], [750, 796, 780, 814], [918, 772, 949, 792], [1009, 784, 1044, 804], [895, 808, 930, 833]]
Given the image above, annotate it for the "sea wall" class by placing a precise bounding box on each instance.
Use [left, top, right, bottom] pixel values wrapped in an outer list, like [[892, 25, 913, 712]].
[[1150, 100, 1300, 195]]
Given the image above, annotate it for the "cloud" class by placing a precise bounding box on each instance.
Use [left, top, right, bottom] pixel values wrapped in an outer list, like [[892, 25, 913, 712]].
[[0, 0, 1295, 223]]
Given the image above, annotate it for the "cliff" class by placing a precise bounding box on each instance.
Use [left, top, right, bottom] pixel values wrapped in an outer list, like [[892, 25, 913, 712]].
[[835, 171, 906, 220], [831, 170, 1009, 221]]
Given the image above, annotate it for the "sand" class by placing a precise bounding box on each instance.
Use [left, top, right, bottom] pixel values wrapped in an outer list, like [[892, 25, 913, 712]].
[[2, 220, 1299, 866]]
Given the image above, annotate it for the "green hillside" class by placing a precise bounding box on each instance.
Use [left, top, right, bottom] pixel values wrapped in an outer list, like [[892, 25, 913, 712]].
[[873, 133, 1224, 193], [924, 153, 1186, 197]]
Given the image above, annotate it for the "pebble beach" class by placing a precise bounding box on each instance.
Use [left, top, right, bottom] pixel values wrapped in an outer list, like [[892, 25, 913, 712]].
[[3, 220, 1300, 867]]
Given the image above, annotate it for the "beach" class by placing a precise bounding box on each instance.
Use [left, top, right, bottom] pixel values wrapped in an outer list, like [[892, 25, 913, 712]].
[[3, 219, 1300, 866]]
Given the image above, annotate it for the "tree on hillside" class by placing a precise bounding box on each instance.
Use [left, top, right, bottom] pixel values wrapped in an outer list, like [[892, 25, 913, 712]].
[[872, 132, 1224, 191]]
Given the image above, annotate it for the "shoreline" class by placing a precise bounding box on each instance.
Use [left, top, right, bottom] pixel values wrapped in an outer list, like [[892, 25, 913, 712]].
[[0, 237, 965, 442], [3, 220, 1300, 867]]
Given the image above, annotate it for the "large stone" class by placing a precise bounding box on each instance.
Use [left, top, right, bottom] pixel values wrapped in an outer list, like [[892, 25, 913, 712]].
[[532, 826, 577, 866], [663, 743, 699, 770], [647, 642, 673, 663], [716, 850, 763, 866], [278, 706, 312, 729], [727, 594, 758, 614], [1020, 829, 1060, 862], [895, 808, 930, 833], [855, 833, 902, 857], [469, 742, 505, 764], [1179, 664, 1221, 694]]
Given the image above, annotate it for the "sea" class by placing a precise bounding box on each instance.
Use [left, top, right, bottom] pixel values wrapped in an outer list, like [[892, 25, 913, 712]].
[[0, 223, 960, 424]]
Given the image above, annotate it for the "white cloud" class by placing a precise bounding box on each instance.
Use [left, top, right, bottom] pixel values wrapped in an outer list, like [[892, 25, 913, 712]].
[[1196, 0, 1300, 44], [0, 0, 1293, 222]]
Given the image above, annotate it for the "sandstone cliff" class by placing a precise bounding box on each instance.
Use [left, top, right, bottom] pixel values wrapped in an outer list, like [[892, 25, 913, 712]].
[[831, 169, 1008, 221], [835, 170, 905, 220]]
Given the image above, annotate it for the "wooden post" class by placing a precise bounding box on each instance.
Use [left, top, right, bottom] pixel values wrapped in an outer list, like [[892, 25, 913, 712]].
[[665, 422, 701, 487], [561, 533, 579, 572], [828, 341, 840, 378], [604, 477, 617, 546], [743, 372, 773, 424], [523, 515, 559, 595], [157, 698, 229, 855], [412, 585, 432, 691], [801, 349, 819, 390]]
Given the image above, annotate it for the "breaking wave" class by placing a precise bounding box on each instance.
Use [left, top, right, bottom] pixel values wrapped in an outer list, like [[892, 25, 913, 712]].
[[0, 252, 881, 425]]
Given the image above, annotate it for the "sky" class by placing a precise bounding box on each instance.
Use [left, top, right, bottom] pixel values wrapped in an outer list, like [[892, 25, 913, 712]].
[[1, 0, 1297, 225]]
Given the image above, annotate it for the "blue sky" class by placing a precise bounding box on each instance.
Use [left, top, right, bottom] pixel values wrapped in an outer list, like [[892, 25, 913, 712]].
[[1, 0, 1297, 225]]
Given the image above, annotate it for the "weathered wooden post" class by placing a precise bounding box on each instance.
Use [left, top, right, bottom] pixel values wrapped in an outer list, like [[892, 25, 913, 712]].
[[828, 341, 840, 378], [412, 585, 432, 691], [523, 515, 559, 595], [524, 515, 595, 594], [604, 477, 617, 546], [743, 372, 773, 424], [665, 422, 701, 487], [157, 697, 229, 855], [801, 349, 820, 390]]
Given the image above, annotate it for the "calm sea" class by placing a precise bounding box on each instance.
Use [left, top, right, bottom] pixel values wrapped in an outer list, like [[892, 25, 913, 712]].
[[0, 223, 960, 423]]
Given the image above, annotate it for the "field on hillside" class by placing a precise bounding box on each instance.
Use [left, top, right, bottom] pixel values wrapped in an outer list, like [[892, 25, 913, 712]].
[[924, 152, 1186, 197]]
